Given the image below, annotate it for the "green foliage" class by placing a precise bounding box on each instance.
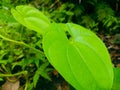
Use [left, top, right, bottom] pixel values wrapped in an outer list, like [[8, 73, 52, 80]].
[[0, 4, 52, 90], [80, 15, 98, 30], [39, 0, 120, 34], [96, 2, 114, 21], [49, 3, 75, 22], [1, 0, 120, 34], [95, 2, 120, 32], [11, 5, 114, 90], [33, 62, 51, 87]]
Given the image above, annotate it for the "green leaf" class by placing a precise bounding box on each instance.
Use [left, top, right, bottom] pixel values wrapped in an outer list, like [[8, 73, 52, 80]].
[[11, 5, 50, 34], [33, 62, 50, 87], [43, 23, 113, 90], [0, 78, 4, 81], [27, 83, 33, 90], [112, 68, 120, 90], [33, 70, 40, 87]]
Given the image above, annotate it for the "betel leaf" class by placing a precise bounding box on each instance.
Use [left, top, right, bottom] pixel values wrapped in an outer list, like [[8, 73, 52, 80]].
[[11, 5, 50, 34], [11, 5, 113, 90], [43, 23, 113, 90], [112, 68, 120, 90]]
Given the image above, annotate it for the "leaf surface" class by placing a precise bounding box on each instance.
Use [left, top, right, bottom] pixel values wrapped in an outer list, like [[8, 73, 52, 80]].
[[112, 68, 120, 90], [43, 23, 113, 90], [11, 5, 50, 34]]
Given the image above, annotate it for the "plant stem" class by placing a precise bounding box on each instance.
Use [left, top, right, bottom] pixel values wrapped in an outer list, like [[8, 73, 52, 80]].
[[0, 34, 43, 54], [24, 79, 29, 90], [0, 71, 28, 77], [1, 64, 8, 73]]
